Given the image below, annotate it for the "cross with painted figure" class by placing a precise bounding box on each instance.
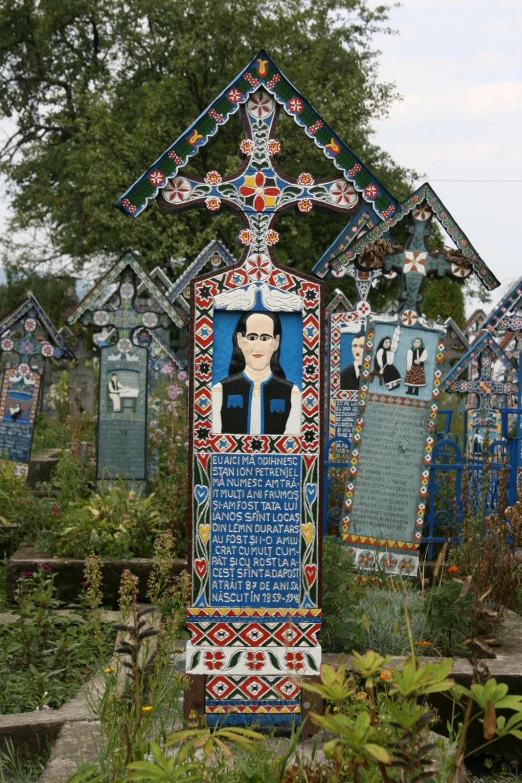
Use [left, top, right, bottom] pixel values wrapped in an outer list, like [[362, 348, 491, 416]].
[[0, 293, 74, 475], [117, 50, 401, 732], [314, 182, 499, 318], [67, 250, 184, 488]]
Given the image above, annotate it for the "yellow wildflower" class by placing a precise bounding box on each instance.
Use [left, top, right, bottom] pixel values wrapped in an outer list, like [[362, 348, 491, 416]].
[[141, 706, 153, 712], [104, 667, 115, 673]]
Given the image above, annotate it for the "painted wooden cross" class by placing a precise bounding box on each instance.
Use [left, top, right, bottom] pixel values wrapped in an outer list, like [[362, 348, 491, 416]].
[[116, 50, 398, 731], [0, 293, 73, 475], [313, 183, 499, 317], [441, 331, 518, 454], [67, 251, 184, 489]]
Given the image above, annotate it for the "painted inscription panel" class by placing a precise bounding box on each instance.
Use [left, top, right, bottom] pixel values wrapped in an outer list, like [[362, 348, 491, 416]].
[[0, 366, 41, 475], [97, 345, 147, 482], [341, 314, 445, 575], [210, 454, 301, 608]]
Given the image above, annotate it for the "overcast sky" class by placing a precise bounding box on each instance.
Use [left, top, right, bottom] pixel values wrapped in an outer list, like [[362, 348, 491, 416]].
[[1, 0, 521, 314], [370, 0, 522, 314]]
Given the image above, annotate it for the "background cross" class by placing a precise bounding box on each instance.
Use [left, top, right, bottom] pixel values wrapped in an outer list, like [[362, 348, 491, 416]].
[[357, 202, 472, 316], [0, 294, 72, 369], [442, 333, 518, 433], [155, 88, 363, 282]]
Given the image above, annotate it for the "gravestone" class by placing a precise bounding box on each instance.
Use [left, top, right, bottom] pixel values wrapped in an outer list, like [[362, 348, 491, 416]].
[[117, 50, 398, 727], [441, 331, 517, 455], [341, 312, 446, 575], [67, 251, 184, 489], [68, 330, 95, 415], [0, 293, 73, 476]]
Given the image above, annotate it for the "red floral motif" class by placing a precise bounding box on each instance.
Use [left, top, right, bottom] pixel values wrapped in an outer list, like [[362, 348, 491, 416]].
[[129, 205, 137, 213], [208, 108, 223, 121], [285, 651, 305, 672], [267, 139, 281, 155], [364, 184, 378, 200], [238, 229, 253, 245], [227, 88, 243, 103], [297, 199, 313, 213], [309, 120, 323, 133], [204, 170, 222, 185], [239, 172, 280, 212], [239, 139, 254, 155], [330, 180, 357, 206], [244, 73, 259, 87], [246, 254, 271, 281], [247, 92, 272, 118], [148, 169, 164, 186], [246, 651, 265, 671], [167, 151, 183, 163], [412, 205, 432, 221], [205, 196, 221, 211], [297, 172, 314, 186], [204, 650, 225, 671], [164, 177, 192, 204], [288, 97, 303, 113], [1, 337, 14, 351], [24, 319, 36, 332], [266, 229, 279, 246], [266, 74, 281, 88], [122, 198, 130, 207], [18, 364, 31, 376], [41, 343, 54, 358]]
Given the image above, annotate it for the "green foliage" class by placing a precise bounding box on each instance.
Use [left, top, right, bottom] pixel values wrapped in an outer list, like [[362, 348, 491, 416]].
[[356, 587, 431, 657], [0, 270, 77, 327], [320, 538, 367, 653], [0, 565, 112, 715], [424, 579, 473, 656], [422, 276, 466, 327], [0, 0, 414, 280]]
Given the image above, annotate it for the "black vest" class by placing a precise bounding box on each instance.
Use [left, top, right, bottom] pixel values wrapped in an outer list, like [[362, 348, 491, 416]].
[[220, 372, 294, 435]]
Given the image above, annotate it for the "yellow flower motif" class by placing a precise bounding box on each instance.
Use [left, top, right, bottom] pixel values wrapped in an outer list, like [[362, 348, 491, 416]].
[[104, 667, 115, 673], [141, 706, 153, 712]]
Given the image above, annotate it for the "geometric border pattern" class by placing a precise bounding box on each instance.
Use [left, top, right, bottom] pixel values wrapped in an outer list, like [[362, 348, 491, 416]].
[[340, 313, 446, 575]]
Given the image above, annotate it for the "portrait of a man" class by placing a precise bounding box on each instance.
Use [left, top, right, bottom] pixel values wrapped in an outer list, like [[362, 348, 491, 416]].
[[211, 311, 301, 435], [340, 333, 365, 391]]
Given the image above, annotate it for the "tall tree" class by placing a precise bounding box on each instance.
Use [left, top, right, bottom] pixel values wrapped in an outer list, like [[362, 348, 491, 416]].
[[0, 0, 416, 281]]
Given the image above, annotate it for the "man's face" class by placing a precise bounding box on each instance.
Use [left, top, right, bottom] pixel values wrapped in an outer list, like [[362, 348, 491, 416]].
[[351, 335, 365, 366], [237, 313, 280, 373]]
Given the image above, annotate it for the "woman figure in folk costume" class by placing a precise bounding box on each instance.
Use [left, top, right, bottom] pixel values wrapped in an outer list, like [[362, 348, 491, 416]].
[[374, 333, 401, 390], [405, 337, 427, 396]]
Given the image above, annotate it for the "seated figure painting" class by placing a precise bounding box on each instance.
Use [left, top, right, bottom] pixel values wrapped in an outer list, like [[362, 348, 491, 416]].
[[212, 311, 301, 435]]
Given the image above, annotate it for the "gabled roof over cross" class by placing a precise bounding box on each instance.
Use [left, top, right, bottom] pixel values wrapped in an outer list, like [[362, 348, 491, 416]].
[[116, 51, 398, 284], [67, 250, 184, 330], [313, 182, 499, 315], [149, 240, 236, 318], [325, 289, 353, 317], [482, 274, 522, 333], [0, 292, 74, 363], [441, 330, 517, 426]]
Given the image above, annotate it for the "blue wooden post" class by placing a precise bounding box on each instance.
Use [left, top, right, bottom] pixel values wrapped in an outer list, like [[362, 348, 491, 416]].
[[436, 409, 453, 441]]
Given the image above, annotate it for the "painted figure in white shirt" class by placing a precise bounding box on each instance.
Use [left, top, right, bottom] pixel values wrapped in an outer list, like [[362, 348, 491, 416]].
[[212, 311, 301, 435]]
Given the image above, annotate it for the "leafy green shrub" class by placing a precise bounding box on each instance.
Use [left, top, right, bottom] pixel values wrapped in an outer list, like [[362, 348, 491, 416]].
[[37, 480, 163, 559], [0, 564, 112, 714], [321, 538, 367, 653], [355, 587, 430, 656]]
